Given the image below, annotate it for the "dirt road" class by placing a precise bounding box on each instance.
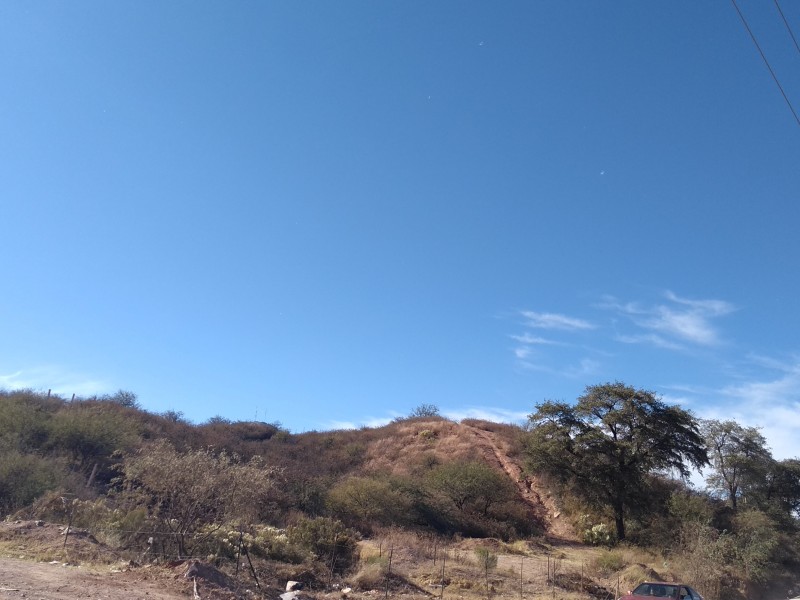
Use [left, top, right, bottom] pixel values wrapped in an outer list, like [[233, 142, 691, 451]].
[[0, 558, 189, 600]]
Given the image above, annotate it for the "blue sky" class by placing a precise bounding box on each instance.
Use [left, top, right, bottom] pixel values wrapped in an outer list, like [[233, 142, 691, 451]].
[[2, 2, 799, 460]]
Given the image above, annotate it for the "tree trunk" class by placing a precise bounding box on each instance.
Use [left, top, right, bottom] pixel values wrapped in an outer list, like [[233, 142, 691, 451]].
[[613, 502, 626, 541]]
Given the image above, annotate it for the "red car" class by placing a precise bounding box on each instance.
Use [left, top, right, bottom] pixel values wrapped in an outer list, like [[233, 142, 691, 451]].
[[620, 582, 704, 600]]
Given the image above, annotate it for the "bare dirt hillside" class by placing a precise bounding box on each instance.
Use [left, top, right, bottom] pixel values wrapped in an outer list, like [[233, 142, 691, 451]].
[[363, 418, 577, 542], [461, 422, 577, 542]]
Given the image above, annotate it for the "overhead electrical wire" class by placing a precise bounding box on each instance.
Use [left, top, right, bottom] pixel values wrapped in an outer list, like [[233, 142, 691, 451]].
[[773, 0, 800, 57], [731, 0, 800, 127]]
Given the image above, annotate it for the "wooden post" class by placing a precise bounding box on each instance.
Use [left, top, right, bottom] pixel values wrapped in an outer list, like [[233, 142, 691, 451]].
[[440, 549, 446, 600], [86, 463, 98, 489], [384, 544, 393, 600], [520, 556, 523, 600], [62, 497, 75, 551], [235, 529, 244, 576]]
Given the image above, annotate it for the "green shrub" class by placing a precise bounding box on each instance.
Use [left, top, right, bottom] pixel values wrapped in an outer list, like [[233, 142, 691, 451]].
[[327, 476, 413, 532], [592, 550, 625, 575], [584, 523, 615, 546], [0, 452, 65, 515], [287, 517, 359, 573]]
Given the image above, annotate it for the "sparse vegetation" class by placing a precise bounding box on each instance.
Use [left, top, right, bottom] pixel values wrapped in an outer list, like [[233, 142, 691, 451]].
[[0, 385, 798, 600]]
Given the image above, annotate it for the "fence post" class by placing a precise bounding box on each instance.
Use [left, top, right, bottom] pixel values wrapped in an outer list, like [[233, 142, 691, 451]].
[[242, 541, 260, 589], [62, 496, 75, 551], [235, 528, 244, 576], [440, 549, 446, 599], [384, 544, 394, 600]]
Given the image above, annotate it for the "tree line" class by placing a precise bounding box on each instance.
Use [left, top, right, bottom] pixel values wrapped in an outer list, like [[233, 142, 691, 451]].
[[524, 381, 800, 597]]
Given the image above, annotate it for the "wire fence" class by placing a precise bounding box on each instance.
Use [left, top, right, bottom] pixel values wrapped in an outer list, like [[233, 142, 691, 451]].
[[52, 524, 709, 600]]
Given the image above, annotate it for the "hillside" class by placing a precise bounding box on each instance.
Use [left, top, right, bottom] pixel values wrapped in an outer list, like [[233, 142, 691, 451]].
[[2, 390, 799, 600]]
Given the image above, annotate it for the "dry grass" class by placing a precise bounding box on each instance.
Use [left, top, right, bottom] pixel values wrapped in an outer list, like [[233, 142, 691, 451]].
[[363, 420, 483, 476], [0, 520, 125, 566]]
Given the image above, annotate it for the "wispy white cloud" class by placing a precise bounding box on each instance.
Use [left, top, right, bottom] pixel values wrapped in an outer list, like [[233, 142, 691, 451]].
[[444, 406, 530, 424], [520, 311, 595, 331], [0, 366, 109, 397], [324, 415, 396, 430], [326, 406, 531, 429], [664, 291, 734, 317], [603, 291, 735, 347], [562, 358, 601, 379], [677, 362, 800, 461], [615, 333, 684, 351], [514, 347, 532, 359], [509, 333, 559, 345]]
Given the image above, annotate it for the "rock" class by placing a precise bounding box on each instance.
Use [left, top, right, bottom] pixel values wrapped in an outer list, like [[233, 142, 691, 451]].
[[183, 561, 231, 589], [280, 591, 311, 600]]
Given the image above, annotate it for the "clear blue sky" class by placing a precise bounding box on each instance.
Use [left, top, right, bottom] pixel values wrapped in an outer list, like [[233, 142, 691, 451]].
[[2, 2, 799, 459]]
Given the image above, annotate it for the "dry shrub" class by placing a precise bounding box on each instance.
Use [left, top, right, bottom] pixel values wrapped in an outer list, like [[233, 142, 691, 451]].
[[617, 563, 665, 595], [504, 540, 531, 555], [591, 549, 625, 576], [352, 560, 387, 590]]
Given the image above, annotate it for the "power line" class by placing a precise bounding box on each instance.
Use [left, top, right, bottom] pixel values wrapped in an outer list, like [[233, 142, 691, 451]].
[[773, 0, 800, 58], [731, 0, 800, 127]]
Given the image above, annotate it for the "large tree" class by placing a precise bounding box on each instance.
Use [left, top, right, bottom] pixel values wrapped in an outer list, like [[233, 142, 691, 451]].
[[702, 419, 773, 510], [525, 382, 708, 541]]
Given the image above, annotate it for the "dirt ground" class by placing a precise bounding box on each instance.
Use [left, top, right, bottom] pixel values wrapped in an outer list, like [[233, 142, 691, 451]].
[[0, 521, 247, 600], [0, 558, 191, 600]]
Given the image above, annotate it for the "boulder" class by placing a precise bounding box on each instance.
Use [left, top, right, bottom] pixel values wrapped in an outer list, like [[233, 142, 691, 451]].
[[286, 581, 304, 591]]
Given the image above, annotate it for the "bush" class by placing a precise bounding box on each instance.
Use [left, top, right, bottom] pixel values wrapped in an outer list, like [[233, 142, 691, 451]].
[[287, 517, 359, 573], [0, 452, 66, 515], [583, 523, 615, 547], [120, 440, 277, 557], [327, 476, 413, 532], [592, 550, 625, 575], [191, 524, 303, 563], [352, 561, 387, 590], [0, 391, 57, 452], [49, 403, 137, 469]]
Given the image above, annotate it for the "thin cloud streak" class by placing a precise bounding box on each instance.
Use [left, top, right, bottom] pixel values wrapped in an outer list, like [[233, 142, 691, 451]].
[[509, 333, 559, 345], [520, 311, 595, 331], [0, 367, 109, 397], [616, 333, 684, 351], [443, 406, 530, 424], [687, 363, 800, 461], [326, 407, 531, 430], [602, 291, 734, 347]]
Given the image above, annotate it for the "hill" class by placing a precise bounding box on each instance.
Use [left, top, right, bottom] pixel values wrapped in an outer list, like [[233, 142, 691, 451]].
[[1, 389, 799, 600]]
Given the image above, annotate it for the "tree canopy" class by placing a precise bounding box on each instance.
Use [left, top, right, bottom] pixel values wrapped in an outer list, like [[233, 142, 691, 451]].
[[702, 419, 773, 511], [525, 381, 709, 541]]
